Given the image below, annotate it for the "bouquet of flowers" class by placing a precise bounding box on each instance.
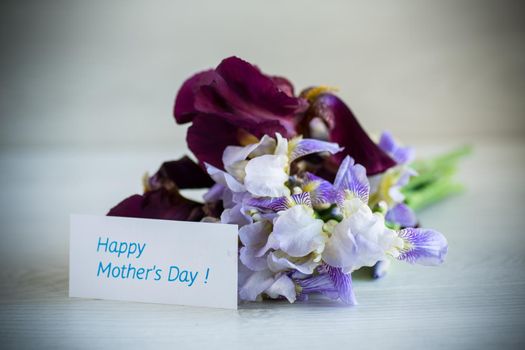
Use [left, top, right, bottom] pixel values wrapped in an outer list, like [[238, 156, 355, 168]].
[[108, 57, 467, 304]]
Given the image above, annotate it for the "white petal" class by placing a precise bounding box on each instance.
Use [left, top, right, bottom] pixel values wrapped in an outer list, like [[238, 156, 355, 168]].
[[324, 200, 400, 271], [323, 218, 358, 268], [270, 205, 325, 257], [239, 221, 271, 247], [254, 231, 280, 257], [240, 247, 268, 271], [244, 154, 290, 197], [342, 197, 372, 217], [274, 133, 289, 156], [238, 269, 275, 301], [220, 203, 252, 227], [205, 163, 246, 193], [223, 135, 276, 168], [248, 135, 277, 157], [267, 250, 320, 274], [388, 186, 405, 203], [223, 145, 258, 171], [264, 274, 297, 303]]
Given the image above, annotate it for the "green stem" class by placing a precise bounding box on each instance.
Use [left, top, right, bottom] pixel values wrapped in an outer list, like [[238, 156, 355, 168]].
[[405, 179, 464, 211]]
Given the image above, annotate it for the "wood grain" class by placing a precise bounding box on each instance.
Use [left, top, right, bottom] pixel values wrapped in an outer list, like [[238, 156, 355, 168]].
[[1, 141, 524, 349]]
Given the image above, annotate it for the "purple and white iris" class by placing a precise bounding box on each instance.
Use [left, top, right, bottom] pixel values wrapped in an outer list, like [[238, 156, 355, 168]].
[[202, 133, 447, 304], [107, 56, 452, 305], [369, 131, 419, 228]]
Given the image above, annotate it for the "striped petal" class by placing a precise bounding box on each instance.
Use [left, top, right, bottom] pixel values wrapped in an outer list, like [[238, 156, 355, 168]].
[[296, 265, 357, 305], [397, 228, 448, 265], [302, 173, 342, 208], [334, 156, 370, 203], [246, 192, 312, 213], [289, 138, 343, 162]]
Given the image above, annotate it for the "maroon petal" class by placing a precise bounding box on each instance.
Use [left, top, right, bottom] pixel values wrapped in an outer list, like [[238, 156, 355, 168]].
[[107, 188, 204, 222], [271, 76, 295, 97], [173, 57, 309, 168], [213, 57, 308, 119], [308, 94, 395, 175], [174, 56, 307, 134], [173, 69, 216, 124], [106, 194, 144, 218], [148, 155, 215, 191], [186, 113, 288, 169], [186, 114, 242, 169]]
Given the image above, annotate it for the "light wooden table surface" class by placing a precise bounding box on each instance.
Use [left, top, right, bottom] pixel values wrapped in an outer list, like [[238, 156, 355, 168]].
[[1, 140, 524, 349]]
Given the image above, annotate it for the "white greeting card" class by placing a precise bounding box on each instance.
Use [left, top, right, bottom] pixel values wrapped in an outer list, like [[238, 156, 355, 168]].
[[69, 215, 238, 309]]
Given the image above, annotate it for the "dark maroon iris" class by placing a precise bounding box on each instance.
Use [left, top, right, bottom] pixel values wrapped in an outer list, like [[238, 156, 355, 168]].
[[108, 57, 395, 220]]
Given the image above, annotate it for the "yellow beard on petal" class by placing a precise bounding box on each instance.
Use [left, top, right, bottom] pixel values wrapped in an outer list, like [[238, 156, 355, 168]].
[[369, 169, 400, 208], [302, 180, 320, 194], [237, 129, 259, 146], [301, 85, 339, 102]]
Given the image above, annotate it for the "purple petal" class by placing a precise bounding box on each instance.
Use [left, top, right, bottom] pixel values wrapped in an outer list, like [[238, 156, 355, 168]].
[[220, 202, 252, 227], [333, 156, 370, 203], [295, 265, 357, 305], [307, 94, 396, 175], [147, 156, 215, 192], [385, 203, 418, 228], [396, 167, 418, 187], [397, 228, 448, 265], [303, 172, 342, 207], [203, 183, 225, 203], [379, 131, 415, 165], [289, 138, 343, 162], [107, 188, 204, 222], [246, 192, 312, 213], [378, 130, 396, 153], [290, 192, 312, 207], [393, 146, 415, 165], [246, 196, 294, 212]]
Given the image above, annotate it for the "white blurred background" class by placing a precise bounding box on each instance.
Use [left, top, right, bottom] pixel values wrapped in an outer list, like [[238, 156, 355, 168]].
[[1, 4, 525, 347], [0, 0, 524, 267], [2, 0, 524, 151]]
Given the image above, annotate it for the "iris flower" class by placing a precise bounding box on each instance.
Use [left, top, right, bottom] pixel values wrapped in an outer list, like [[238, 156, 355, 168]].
[[174, 56, 308, 169], [107, 57, 452, 305], [174, 56, 395, 176], [205, 134, 447, 304]]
